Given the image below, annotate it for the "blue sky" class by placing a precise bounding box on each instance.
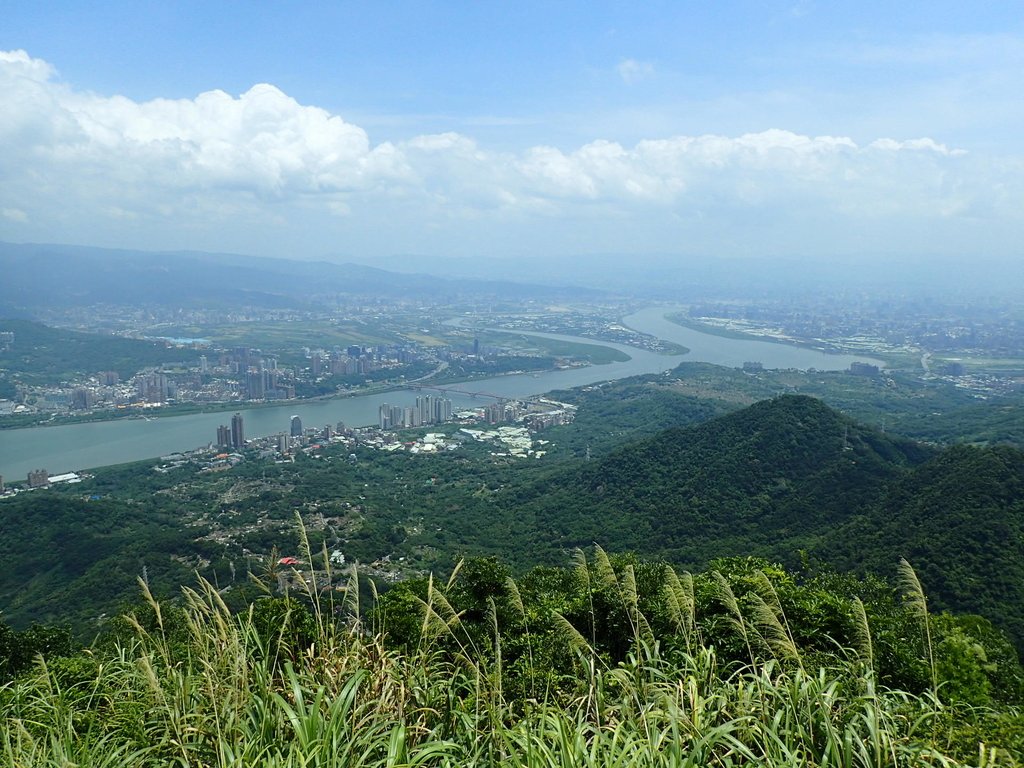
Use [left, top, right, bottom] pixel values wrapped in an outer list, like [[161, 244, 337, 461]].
[[1, 1, 1022, 266]]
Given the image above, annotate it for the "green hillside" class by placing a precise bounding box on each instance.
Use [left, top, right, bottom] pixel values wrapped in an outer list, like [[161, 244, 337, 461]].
[[0, 319, 176, 384], [826, 444, 1024, 649], [504, 396, 1024, 649], [0, 465, 227, 629], [543, 379, 735, 457], [519, 396, 930, 561]]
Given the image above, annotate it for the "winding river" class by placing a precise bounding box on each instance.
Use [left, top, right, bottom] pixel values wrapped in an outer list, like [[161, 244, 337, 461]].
[[0, 308, 883, 478]]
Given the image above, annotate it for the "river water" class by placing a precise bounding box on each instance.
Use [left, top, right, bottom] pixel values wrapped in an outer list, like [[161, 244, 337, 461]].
[[0, 308, 883, 478]]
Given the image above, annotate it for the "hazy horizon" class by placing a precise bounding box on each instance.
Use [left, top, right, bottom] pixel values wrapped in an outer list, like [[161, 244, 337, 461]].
[[2, 2, 1023, 275]]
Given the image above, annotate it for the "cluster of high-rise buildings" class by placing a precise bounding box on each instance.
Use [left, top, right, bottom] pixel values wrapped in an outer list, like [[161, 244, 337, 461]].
[[209, 348, 293, 401], [229, 352, 296, 401], [136, 372, 176, 403], [213, 412, 354, 456], [523, 408, 575, 431], [206, 392, 572, 460], [244, 365, 295, 400], [215, 412, 246, 450], [378, 395, 453, 430], [310, 346, 380, 378], [482, 400, 525, 424]]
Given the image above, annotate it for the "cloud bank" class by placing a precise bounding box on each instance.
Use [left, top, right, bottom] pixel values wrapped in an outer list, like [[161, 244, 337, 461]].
[[1, 49, 1020, 261]]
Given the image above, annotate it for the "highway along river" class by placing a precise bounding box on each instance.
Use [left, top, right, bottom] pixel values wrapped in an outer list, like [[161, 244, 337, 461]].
[[0, 308, 883, 477]]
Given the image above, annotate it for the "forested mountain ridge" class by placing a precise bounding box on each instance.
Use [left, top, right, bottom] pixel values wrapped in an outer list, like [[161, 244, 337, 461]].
[[827, 443, 1024, 648], [509, 395, 1024, 649], [521, 395, 932, 562]]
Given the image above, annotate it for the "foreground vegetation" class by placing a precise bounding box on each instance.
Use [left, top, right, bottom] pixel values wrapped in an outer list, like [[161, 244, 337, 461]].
[[2, 548, 1023, 766]]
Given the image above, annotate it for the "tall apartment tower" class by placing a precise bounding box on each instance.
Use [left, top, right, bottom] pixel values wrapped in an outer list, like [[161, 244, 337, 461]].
[[290, 414, 303, 437], [246, 370, 266, 400], [416, 395, 434, 425], [230, 412, 245, 449], [216, 424, 232, 449]]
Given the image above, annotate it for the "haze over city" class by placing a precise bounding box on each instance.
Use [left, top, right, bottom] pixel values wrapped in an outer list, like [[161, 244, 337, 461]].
[[2, 0, 1023, 277]]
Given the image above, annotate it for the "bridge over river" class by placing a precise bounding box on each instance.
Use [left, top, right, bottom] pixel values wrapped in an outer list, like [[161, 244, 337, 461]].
[[408, 383, 508, 400]]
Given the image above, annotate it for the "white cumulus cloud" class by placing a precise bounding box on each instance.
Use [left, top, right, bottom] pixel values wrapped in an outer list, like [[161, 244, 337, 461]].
[[0, 49, 1020, 261]]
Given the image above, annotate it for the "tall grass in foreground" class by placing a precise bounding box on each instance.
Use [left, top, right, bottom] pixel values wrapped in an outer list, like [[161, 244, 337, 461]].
[[1, 568, 1019, 767]]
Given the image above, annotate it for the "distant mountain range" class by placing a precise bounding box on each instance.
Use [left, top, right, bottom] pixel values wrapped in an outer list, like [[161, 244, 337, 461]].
[[356, 250, 1024, 300], [0, 241, 601, 317]]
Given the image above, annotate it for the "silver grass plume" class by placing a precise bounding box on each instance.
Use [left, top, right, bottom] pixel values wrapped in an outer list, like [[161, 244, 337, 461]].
[[712, 570, 754, 666], [593, 544, 620, 592], [851, 596, 874, 671], [505, 576, 527, 624], [897, 557, 936, 697], [553, 611, 592, 656], [753, 570, 802, 669], [446, 558, 465, 591], [748, 593, 800, 663]]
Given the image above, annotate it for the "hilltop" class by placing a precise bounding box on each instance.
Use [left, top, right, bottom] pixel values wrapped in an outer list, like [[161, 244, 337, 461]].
[[494, 395, 1024, 648], [521, 395, 931, 562]]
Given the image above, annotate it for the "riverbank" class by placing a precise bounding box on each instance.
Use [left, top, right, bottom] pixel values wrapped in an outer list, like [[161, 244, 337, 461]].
[[0, 398, 303, 431], [0, 390, 376, 432], [1, 309, 888, 479], [0, 355, 610, 432], [666, 311, 841, 350], [0, 339, 632, 431], [664, 311, 911, 367], [0, 363, 579, 432]]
